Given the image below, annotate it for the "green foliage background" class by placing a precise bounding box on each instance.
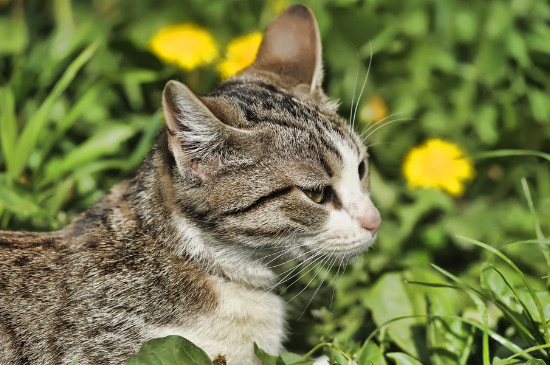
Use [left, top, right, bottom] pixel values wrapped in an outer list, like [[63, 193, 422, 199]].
[[1, 0, 550, 363]]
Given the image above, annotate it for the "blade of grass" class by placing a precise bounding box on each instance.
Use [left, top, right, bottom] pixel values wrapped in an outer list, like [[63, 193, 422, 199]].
[[408, 279, 536, 344], [41, 124, 134, 185], [485, 264, 545, 345], [10, 40, 100, 180], [36, 84, 103, 169], [472, 150, 550, 163], [428, 265, 484, 298], [363, 314, 532, 361], [41, 177, 74, 213], [504, 239, 550, 246], [457, 235, 550, 344], [521, 178, 550, 275], [0, 208, 11, 229], [0, 86, 17, 175], [522, 178, 545, 240], [459, 326, 475, 365], [430, 264, 490, 365], [125, 111, 163, 169], [406, 281, 466, 290], [506, 344, 550, 361], [0, 186, 42, 216]]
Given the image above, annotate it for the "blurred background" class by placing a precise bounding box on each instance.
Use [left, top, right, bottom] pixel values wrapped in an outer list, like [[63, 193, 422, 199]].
[[1, 0, 549, 363]]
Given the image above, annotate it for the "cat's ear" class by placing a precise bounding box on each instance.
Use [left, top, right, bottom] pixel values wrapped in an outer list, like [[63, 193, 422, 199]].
[[250, 4, 323, 92], [162, 80, 228, 179]]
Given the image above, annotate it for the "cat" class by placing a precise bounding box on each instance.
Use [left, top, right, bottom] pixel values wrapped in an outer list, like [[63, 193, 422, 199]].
[[0, 4, 381, 364]]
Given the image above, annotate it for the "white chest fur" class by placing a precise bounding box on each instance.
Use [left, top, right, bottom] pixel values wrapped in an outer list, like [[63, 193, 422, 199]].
[[148, 276, 286, 364]]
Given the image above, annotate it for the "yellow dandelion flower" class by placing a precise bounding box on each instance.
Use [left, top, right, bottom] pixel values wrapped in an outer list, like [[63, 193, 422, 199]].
[[359, 96, 388, 123], [149, 23, 218, 71], [218, 32, 263, 79], [402, 138, 475, 196]]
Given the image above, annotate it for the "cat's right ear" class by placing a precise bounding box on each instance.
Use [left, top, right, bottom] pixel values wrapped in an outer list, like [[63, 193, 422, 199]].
[[162, 80, 227, 179]]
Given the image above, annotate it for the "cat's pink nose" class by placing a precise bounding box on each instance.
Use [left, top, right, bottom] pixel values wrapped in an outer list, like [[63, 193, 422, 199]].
[[360, 209, 381, 236]]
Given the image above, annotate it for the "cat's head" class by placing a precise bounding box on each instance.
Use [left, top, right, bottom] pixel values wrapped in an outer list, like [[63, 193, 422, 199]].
[[161, 5, 380, 272]]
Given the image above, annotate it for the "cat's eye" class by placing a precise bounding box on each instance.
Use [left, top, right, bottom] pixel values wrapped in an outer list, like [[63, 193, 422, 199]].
[[358, 160, 366, 180], [302, 187, 325, 204]]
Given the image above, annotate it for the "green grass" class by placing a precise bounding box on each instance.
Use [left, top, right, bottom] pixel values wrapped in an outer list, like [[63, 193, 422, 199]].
[[1, 0, 550, 364]]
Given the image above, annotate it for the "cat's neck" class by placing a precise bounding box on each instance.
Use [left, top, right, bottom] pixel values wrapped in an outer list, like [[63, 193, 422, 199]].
[[120, 136, 277, 289]]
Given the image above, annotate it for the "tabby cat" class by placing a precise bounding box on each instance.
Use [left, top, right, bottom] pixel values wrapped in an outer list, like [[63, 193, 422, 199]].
[[0, 4, 381, 364]]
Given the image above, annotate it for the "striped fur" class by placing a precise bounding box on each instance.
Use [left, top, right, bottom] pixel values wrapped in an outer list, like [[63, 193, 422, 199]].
[[0, 5, 380, 364]]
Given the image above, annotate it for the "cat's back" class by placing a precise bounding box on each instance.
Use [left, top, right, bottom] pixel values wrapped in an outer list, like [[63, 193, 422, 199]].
[[0, 230, 69, 296], [0, 229, 66, 258]]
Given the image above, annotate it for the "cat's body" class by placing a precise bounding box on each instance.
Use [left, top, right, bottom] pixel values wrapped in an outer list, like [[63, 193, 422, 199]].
[[0, 180, 284, 364], [0, 5, 380, 364]]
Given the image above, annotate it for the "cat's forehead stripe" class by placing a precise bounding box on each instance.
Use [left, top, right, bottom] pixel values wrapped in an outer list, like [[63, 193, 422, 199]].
[[209, 81, 362, 158]]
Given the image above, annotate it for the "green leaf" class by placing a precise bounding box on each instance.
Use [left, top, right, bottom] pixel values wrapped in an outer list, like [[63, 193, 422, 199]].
[[386, 352, 424, 365], [515, 288, 550, 324], [364, 273, 423, 359], [0, 184, 42, 217], [528, 90, 550, 124], [507, 31, 530, 68], [276, 352, 314, 365], [0, 16, 29, 55], [356, 341, 387, 365], [524, 360, 547, 365], [254, 343, 278, 365], [327, 347, 348, 365], [426, 295, 472, 365], [474, 104, 498, 145], [127, 336, 212, 365]]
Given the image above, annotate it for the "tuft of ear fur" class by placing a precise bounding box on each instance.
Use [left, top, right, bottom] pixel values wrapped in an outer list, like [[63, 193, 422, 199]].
[[249, 4, 323, 92], [162, 80, 228, 179]]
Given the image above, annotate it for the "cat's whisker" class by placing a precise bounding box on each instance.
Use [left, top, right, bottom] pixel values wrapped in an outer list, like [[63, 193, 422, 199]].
[[361, 117, 414, 143], [255, 241, 318, 269], [349, 44, 360, 130], [249, 239, 311, 267], [358, 111, 407, 139], [329, 256, 346, 309], [286, 255, 330, 303], [259, 250, 325, 299], [255, 260, 303, 293], [265, 244, 321, 269], [351, 43, 373, 127], [298, 256, 338, 319], [260, 242, 328, 287], [273, 246, 334, 295], [364, 141, 396, 150], [250, 230, 332, 269]]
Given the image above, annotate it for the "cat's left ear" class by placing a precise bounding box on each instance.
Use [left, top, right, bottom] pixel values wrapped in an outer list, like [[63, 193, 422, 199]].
[[249, 4, 323, 92]]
